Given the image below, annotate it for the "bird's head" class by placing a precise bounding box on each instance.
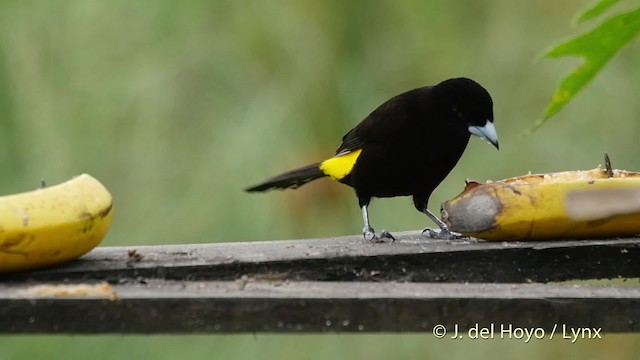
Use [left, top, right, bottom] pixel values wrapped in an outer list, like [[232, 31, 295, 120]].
[[437, 77, 499, 150]]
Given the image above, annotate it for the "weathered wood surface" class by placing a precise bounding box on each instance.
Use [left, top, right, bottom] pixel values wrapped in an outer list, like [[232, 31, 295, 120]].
[[2, 281, 640, 333], [2, 232, 640, 334], [2, 231, 639, 283]]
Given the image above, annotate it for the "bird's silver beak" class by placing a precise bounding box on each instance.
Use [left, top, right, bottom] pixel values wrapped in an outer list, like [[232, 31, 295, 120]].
[[468, 121, 499, 149]]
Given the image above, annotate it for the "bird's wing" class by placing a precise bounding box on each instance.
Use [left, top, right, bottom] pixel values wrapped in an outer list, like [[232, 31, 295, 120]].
[[335, 86, 430, 155], [335, 128, 367, 155], [335, 105, 395, 155]]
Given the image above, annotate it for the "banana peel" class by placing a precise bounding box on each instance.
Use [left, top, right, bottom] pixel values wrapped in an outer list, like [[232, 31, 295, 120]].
[[442, 167, 640, 241], [0, 174, 113, 272]]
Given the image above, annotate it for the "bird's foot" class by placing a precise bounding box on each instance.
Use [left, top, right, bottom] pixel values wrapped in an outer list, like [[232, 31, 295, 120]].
[[422, 227, 466, 240], [364, 226, 396, 243], [379, 229, 396, 241]]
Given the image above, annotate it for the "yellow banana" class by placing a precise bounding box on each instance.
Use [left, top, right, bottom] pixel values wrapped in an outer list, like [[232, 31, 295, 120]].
[[442, 168, 640, 241], [0, 174, 113, 272]]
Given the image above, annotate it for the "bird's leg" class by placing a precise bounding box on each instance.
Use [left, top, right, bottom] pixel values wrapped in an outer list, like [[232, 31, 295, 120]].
[[421, 207, 465, 240], [361, 204, 395, 242], [361, 203, 376, 241]]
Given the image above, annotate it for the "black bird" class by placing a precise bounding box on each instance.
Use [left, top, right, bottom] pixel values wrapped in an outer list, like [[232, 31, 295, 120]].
[[246, 78, 499, 241]]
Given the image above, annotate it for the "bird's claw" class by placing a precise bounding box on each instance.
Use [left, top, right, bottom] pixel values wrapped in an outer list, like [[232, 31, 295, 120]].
[[379, 229, 396, 241], [363, 227, 395, 242], [422, 227, 466, 240]]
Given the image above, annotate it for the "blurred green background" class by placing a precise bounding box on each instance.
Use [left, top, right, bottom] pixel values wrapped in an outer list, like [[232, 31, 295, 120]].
[[1, 0, 640, 358]]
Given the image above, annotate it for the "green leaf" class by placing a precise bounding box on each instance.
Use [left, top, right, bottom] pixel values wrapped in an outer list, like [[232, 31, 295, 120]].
[[575, 0, 621, 24], [537, 6, 640, 128]]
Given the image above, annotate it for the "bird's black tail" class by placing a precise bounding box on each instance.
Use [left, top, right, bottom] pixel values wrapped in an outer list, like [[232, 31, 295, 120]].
[[245, 163, 326, 192]]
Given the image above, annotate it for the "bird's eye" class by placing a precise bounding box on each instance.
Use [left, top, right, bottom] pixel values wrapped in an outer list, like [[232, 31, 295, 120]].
[[452, 107, 465, 121]]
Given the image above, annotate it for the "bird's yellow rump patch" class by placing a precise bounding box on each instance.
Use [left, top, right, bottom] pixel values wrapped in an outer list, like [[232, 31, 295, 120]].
[[320, 149, 363, 180]]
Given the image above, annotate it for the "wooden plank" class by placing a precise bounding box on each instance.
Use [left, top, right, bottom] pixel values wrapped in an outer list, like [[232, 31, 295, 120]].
[[1, 281, 638, 333], [3, 232, 640, 283]]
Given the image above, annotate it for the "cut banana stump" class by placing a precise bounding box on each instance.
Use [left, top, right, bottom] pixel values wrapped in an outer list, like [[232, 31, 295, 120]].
[[0, 174, 113, 272], [442, 167, 640, 241]]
